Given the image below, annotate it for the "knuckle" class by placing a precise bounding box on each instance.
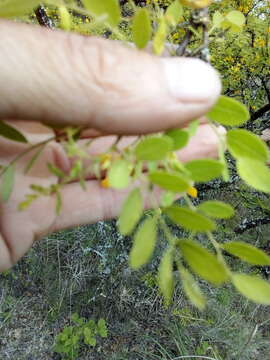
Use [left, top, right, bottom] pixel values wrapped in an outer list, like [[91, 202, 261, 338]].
[[63, 34, 123, 97]]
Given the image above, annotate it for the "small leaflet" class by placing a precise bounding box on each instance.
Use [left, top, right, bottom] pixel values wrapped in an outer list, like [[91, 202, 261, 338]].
[[180, 268, 206, 310], [133, 8, 152, 49], [149, 171, 190, 193], [185, 159, 224, 182], [108, 159, 131, 189], [0, 120, 27, 143], [0, 0, 40, 18], [1, 164, 15, 202], [158, 248, 174, 304], [165, 206, 216, 232], [208, 96, 249, 126], [198, 201, 234, 219], [232, 274, 270, 305], [227, 129, 269, 163], [129, 217, 157, 269], [135, 136, 173, 161], [82, 0, 121, 27], [237, 158, 270, 194], [222, 242, 270, 266], [118, 188, 143, 235], [178, 239, 229, 285]]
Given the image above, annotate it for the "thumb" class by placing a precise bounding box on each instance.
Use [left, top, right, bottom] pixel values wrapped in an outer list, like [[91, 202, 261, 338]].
[[0, 20, 221, 134]]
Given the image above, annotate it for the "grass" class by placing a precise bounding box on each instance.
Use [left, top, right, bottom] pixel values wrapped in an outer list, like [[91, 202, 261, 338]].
[[1, 213, 270, 359], [0, 181, 270, 359]]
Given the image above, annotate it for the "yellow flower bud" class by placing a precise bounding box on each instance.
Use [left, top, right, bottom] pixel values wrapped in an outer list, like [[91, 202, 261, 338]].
[[100, 154, 112, 170], [101, 178, 110, 188], [187, 186, 198, 198]]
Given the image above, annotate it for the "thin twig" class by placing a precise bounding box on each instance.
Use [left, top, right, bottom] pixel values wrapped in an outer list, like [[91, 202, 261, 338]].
[[176, 29, 192, 56], [0, 136, 56, 178]]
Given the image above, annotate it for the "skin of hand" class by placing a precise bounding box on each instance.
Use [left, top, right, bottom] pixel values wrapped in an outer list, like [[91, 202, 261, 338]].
[[0, 20, 223, 271]]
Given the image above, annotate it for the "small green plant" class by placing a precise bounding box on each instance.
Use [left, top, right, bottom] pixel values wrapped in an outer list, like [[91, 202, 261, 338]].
[[53, 313, 108, 359]]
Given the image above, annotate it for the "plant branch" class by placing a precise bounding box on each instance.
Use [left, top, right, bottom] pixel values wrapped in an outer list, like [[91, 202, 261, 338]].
[[0, 136, 56, 178]]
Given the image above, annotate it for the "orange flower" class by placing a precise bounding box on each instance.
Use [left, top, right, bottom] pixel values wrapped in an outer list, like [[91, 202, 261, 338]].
[[101, 177, 110, 188]]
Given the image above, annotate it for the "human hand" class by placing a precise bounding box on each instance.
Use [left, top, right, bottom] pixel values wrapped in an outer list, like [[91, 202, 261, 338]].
[[0, 20, 222, 271]]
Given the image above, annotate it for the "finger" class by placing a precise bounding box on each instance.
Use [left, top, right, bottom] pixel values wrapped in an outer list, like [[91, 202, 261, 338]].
[[0, 20, 220, 135], [50, 180, 166, 233]]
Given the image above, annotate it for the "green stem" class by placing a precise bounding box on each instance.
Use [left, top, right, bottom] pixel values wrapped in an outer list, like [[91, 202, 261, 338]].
[[159, 216, 176, 247]]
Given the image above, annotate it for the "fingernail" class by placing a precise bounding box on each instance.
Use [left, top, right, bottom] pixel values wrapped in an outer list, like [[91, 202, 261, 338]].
[[161, 58, 221, 102]]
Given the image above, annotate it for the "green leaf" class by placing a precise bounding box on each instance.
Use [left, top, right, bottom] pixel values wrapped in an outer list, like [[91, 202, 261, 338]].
[[18, 194, 38, 211], [118, 188, 143, 235], [135, 136, 173, 161], [55, 190, 62, 215], [186, 119, 199, 137], [165, 129, 189, 150], [160, 191, 175, 207], [178, 239, 229, 285], [208, 96, 249, 126], [226, 10, 246, 27], [0, 0, 40, 17], [236, 158, 270, 193], [222, 242, 270, 266], [212, 11, 224, 27], [0, 120, 27, 143], [149, 171, 190, 193], [82, 0, 120, 27], [1, 164, 15, 202], [97, 319, 107, 338], [132, 8, 151, 49], [47, 163, 65, 178], [221, 19, 242, 33], [198, 201, 234, 219], [153, 16, 167, 55], [108, 159, 131, 189], [129, 217, 157, 269], [165, 206, 216, 232], [180, 268, 206, 310], [232, 274, 270, 305], [158, 248, 174, 304], [227, 129, 269, 162], [59, 6, 71, 31], [165, 0, 183, 26], [185, 159, 224, 182]]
